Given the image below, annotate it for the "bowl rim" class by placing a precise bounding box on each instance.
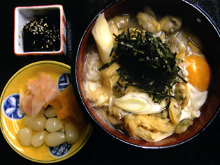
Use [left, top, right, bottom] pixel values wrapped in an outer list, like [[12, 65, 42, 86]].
[[74, 0, 220, 149]]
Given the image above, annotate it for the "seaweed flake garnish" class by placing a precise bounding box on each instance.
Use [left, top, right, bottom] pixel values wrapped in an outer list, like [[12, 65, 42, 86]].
[[101, 28, 186, 103]]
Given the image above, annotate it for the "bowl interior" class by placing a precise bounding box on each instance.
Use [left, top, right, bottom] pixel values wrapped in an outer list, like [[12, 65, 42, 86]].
[[75, 0, 220, 148]]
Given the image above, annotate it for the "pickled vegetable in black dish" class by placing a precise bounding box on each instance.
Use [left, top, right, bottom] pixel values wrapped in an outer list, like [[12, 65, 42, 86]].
[[22, 12, 60, 52]]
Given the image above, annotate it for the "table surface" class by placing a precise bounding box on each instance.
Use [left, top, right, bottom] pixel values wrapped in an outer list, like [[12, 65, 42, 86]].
[[1, 0, 220, 164]]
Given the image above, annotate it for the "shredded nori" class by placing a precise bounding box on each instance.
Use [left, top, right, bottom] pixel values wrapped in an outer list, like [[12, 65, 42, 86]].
[[101, 29, 186, 103]]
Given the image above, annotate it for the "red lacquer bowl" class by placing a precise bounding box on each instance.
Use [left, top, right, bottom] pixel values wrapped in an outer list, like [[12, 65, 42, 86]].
[[73, 0, 220, 148]]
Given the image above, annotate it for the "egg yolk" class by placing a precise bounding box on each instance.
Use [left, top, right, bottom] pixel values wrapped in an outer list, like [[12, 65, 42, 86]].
[[185, 54, 211, 91]]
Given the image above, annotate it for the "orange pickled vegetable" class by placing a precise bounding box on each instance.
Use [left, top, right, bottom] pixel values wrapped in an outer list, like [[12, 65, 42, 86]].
[[49, 85, 85, 128]]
